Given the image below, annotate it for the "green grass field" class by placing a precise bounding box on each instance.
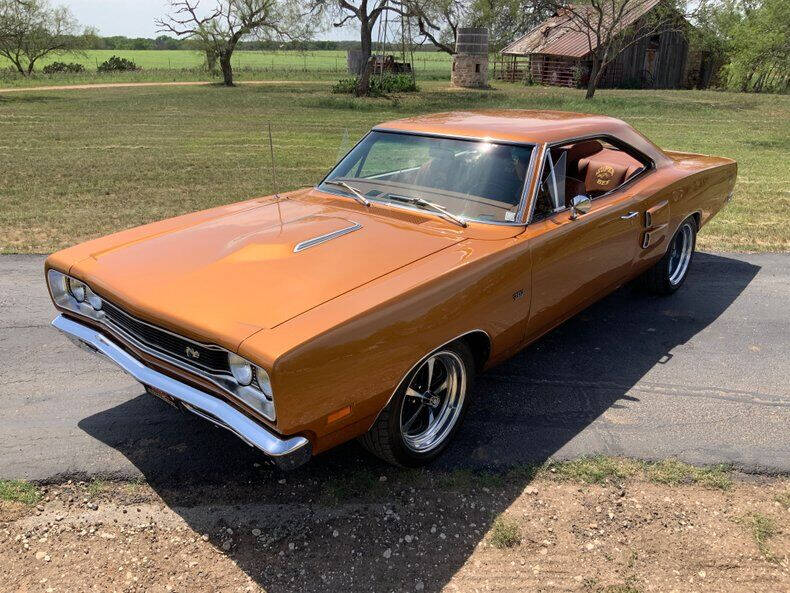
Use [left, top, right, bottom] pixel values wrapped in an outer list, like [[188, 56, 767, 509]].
[[0, 49, 454, 87], [0, 80, 788, 253]]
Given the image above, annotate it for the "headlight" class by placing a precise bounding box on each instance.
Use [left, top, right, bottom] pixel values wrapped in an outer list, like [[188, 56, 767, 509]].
[[256, 367, 273, 400], [48, 269, 104, 320], [228, 353, 273, 401], [85, 286, 103, 310], [67, 277, 86, 302], [228, 353, 254, 386]]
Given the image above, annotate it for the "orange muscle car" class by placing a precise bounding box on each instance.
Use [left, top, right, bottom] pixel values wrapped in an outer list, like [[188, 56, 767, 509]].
[[46, 111, 737, 469]]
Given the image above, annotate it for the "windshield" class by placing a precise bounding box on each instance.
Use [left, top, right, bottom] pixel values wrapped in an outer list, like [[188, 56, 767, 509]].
[[320, 131, 535, 224]]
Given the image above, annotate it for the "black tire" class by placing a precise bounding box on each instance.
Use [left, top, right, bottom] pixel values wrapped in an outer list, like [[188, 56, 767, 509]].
[[638, 216, 697, 295], [359, 340, 475, 467]]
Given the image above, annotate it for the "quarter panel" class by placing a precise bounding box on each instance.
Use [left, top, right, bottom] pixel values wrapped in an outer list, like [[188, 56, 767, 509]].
[[634, 153, 737, 270]]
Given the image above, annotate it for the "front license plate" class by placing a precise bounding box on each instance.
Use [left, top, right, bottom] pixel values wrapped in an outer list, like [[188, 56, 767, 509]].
[[145, 385, 179, 408]]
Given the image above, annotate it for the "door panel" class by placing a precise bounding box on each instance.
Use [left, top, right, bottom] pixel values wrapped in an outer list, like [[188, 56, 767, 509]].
[[524, 190, 642, 343]]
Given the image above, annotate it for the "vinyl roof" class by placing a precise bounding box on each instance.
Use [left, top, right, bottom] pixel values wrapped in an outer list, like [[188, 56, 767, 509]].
[[501, 0, 662, 58]]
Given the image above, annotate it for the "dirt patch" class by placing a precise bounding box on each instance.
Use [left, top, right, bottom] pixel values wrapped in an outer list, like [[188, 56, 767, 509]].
[[0, 80, 316, 93], [1, 472, 787, 593]]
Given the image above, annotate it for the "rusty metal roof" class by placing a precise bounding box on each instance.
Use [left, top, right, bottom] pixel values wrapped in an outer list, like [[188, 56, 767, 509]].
[[501, 0, 662, 58]]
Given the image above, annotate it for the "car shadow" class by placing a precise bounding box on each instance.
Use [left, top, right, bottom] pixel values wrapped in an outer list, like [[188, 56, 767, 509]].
[[78, 252, 759, 592]]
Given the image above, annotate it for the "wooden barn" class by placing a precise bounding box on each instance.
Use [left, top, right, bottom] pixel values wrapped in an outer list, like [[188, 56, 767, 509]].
[[497, 0, 695, 89]]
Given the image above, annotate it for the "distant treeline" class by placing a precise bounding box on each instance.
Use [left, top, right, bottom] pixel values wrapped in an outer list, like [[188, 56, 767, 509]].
[[85, 35, 441, 53]]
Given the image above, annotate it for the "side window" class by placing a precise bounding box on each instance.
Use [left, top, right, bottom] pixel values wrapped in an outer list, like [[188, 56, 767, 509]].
[[532, 137, 649, 222]]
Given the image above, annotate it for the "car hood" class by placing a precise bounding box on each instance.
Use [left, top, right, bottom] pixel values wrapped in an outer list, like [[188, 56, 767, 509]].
[[69, 191, 464, 350]]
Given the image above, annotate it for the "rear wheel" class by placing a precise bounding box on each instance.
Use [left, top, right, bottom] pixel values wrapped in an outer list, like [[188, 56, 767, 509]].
[[360, 341, 474, 466], [639, 216, 697, 295]]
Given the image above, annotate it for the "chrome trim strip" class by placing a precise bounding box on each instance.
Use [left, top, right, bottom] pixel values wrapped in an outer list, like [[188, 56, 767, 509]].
[[368, 329, 492, 429], [293, 222, 362, 253], [52, 314, 308, 464], [516, 145, 539, 223]]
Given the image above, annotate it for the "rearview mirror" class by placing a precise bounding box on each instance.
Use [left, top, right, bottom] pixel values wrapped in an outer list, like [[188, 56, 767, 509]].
[[570, 195, 591, 219]]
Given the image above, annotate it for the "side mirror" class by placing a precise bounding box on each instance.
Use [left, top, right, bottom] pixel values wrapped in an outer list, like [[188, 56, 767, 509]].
[[570, 195, 592, 219]]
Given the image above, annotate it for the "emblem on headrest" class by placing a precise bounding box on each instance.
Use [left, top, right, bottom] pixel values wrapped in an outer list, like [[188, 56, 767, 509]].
[[595, 165, 615, 186]]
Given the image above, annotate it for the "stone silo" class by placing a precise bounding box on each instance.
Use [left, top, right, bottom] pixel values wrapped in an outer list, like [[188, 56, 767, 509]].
[[452, 28, 489, 88]]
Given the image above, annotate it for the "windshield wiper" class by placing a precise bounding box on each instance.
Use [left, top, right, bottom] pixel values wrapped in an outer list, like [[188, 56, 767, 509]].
[[323, 179, 370, 207], [383, 193, 467, 228]]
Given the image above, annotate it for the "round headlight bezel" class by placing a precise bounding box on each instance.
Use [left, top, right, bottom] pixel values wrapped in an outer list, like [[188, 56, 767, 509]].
[[67, 278, 87, 302], [228, 353, 254, 386]]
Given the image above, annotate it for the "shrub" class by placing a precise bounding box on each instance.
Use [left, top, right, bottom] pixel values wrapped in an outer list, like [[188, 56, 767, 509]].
[[97, 55, 139, 73], [490, 516, 521, 549], [332, 73, 417, 95], [42, 62, 85, 74]]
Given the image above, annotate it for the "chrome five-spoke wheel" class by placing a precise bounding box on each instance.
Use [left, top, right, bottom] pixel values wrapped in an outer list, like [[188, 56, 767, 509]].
[[400, 351, 467, 453], [359, 341, 475, 466], [668, 221, 694, 286], [639, 215, 697, 295]]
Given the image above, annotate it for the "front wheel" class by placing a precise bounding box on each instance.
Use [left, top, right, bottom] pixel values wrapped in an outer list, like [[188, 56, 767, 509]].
[[638, 216, 697, 295], [359, 341, 474, 466]]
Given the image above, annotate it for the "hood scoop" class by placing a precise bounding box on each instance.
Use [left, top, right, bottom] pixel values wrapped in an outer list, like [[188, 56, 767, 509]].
[[293, 221, 362, 253]]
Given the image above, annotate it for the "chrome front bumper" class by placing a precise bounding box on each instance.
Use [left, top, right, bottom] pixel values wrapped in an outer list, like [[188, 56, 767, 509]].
[[52, 314, 311, 470]]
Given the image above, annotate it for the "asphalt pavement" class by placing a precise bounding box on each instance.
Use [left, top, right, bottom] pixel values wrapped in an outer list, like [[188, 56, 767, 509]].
[[1, 252, 787, 482]]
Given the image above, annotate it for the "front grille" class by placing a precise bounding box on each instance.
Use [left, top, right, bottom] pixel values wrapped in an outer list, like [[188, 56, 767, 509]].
[[101, 300, 230, 375]]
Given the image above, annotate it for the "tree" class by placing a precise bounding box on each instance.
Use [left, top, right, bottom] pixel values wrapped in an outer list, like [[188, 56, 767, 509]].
[[410, 0, 551, 55], [306, 1, 420, 96], [0, 0, 82, 75], [157, 0, 306, 86], [543, 0, 689, 98], [411, 0, 469, 54], [472, 0, 552, 51], [699, 0, 789, 92]]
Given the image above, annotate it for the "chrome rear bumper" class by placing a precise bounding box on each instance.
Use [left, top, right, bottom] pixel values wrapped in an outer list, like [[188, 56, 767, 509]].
[[52, 314, 311, 470]]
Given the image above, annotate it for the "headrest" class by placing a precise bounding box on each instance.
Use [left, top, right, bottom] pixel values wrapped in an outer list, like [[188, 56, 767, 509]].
[[584, 159, 628, 193], [566, 140, 603, 163]]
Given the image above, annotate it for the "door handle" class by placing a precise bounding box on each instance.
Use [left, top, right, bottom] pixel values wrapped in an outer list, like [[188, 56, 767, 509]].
[[620, 211, 639, 220]]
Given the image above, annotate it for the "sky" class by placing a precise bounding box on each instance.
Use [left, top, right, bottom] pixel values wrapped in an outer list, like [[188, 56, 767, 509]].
[[60, 0, 359, 40]]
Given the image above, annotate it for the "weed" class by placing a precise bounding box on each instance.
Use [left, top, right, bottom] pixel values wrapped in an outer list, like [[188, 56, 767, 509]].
[[774, 492, 790, 510], [489, 516, 521, 549], [646, 459, 732, 490], [547, 456, 638, 484], [505, 463, 541, 483], [601, 586, 641, 593], [86, 479, 106, 497], [437, 469, 504, 491], [319, 468, 383, 504], [0, 480, 41, 505], [745, 512, 778, 561], [582, 577, 599, 591]]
